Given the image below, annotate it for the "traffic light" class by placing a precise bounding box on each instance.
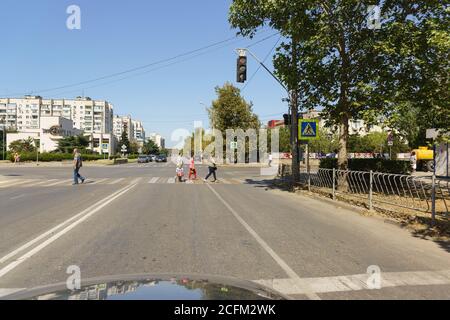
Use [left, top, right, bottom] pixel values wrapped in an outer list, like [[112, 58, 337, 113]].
[[283, 114, 292, 126], [237, 55, 247, 83]]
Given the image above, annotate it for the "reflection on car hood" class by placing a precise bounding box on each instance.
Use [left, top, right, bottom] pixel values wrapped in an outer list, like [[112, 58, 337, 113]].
[[3, 274, 287, 300]]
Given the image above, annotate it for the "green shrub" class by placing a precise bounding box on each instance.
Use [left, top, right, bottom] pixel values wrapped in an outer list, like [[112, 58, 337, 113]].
[[9, 152, 104, 162], [320, 158, 412, 175]]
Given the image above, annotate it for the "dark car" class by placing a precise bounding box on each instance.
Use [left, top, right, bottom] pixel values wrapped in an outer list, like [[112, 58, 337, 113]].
[[155, 155, 167, 163], [138, 155, 149, 163]]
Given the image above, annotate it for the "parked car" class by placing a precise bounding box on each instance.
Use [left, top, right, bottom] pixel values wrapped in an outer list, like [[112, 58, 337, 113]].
[[156, 155, 167, 163], [146, 155, 153, 162], [149, 154, 157, 162], [138, 155, 149, 163]]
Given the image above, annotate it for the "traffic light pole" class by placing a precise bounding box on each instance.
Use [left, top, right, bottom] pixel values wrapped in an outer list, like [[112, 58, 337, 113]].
[[237, 48, 300, 183]]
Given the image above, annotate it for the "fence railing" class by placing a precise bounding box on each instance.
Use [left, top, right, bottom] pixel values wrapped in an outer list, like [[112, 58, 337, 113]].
[[281, 167, 449, 221]]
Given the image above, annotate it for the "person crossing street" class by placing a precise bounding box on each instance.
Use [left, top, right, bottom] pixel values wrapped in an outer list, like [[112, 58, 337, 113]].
[[73, 148, 86, 185], [203, 156, 218, 183]]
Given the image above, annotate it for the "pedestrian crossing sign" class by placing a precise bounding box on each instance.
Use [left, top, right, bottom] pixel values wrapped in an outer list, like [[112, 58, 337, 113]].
[[299, 120, 319, 140]]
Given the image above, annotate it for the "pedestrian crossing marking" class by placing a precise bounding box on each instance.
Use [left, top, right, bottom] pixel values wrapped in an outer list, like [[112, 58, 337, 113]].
[[0, 176, 248, 188], [108, 178, 125, 185], [148, 177, 159, 184]]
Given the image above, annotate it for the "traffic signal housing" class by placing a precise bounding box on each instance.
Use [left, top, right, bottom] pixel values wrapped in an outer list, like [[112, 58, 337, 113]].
[[237, 55, 247, 83], [283, 114, 292, 126]]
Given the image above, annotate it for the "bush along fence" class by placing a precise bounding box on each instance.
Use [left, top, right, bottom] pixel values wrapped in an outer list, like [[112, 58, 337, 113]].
[[279, 164, 449, 226]]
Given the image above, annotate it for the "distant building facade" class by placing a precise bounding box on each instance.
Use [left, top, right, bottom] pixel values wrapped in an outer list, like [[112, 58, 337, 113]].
[[148, 133, 165, 149]]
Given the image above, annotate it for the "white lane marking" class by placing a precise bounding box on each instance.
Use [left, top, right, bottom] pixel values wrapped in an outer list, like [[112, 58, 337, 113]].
[[90, 178, 109, 185], [0, 183, 137, 279], [108, 178, 125, 185], [25, 179, 58, 187], [254, 270, 450, 295], [10, 194, 26, 200], [130, 177, 142, 184], [206, 184, 321, 300], [0, 184, 137, 266], [0, 180, 33, 188], [0, 288, 25, 298], [167, 177, 176, 184], [148, 177, 159, 184], [42, 179, 72, 187]]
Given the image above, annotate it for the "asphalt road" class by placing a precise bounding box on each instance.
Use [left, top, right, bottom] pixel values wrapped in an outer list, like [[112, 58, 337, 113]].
[[0, 162, 449, 300]]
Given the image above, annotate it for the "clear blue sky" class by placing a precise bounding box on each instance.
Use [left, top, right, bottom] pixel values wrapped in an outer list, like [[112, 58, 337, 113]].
[[0, 0, 287, 147]]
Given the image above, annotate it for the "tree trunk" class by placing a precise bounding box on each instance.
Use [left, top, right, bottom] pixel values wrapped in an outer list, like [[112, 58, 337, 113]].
[[338, 113, 349, 170], [291, 91, 300, 183]]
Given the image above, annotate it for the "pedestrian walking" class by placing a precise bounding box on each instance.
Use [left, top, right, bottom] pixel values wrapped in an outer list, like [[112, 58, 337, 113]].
[[268, 153, 273, 167], [189, 156, 197, 180], [175, 155, 185, 182], [73, 148, 85, 185], [204, 156, 217, 182], [14, 152, 20, 165]]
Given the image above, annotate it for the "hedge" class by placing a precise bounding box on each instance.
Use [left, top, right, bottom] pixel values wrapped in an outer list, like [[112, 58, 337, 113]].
[[320, 158, 412, 175], [9, 152, 105, 162]]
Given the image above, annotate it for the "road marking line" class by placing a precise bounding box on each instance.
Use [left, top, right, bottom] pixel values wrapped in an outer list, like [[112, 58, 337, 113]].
[[10, 194, 26, 200], [206, 184, 321, 300], [254, 270, 450, 295], [42, 179, 72, 187], [0, 183, 137, 278], [148, 177, 159, 184], [0, 180, 33, 188], [25, 179, 58, 187], [130, 177, 142, 184], [0, 288, 25, 298], [90, 178, 109, 185], [108, 178, 125, 185], [167, 177, 176, 184], [0, 183, 137, 266]]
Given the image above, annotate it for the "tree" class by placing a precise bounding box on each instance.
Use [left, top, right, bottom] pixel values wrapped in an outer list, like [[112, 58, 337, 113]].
[[229, 1, 447, 171], [9, 138, 37, 154], [119, 130, 130, 154], [308, 128, 340, 154], [57, 135, 90, 154], [207, 83, 260, 132], [378, 2, 450, 142], [143, 139, 160, 155]]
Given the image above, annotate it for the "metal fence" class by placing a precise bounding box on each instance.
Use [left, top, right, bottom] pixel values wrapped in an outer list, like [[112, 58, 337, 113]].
[[295, 168, 449, 221]]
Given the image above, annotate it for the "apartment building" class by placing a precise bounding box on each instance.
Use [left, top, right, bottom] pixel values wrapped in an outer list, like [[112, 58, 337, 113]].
[[132, 120, 146, 147], [0, 96, 116, 155], [113, 115, 133, 141], [148, 133, 165, 149], [0, 96, 113, 134], [113, 116, 146, 147]]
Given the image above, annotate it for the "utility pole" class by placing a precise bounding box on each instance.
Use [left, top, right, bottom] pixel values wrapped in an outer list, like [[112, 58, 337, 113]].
[[290, 37, 300, 183]]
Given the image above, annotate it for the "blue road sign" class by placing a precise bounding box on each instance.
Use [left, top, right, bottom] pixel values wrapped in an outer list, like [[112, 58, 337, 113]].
[[299, 120, 319, 140]]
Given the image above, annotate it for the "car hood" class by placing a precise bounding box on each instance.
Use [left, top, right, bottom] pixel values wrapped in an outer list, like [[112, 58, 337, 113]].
[[3, 274, 288, 300]]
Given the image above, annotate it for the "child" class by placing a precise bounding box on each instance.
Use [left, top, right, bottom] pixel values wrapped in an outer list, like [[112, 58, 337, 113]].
[[189, 157, 197, 180], [176, 163, 185, 183]]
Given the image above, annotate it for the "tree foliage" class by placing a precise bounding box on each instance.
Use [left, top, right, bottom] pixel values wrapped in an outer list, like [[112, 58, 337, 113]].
[[143, 139, 160, 155], [229, 0, 449, 168], [57, 135, 90, 154], [208, 82, 260, 132], [9, 138, 37, 154]]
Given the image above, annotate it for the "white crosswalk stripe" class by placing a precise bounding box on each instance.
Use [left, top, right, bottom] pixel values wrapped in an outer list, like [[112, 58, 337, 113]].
[[26, 179, 59, 187], [167, 177, 176, 184], [108, 178, 125, 185], [148, 177, 160, 184], [43, 179, 72, 187], [90, 178, 109, 185], [0, 180, 31, 188]]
